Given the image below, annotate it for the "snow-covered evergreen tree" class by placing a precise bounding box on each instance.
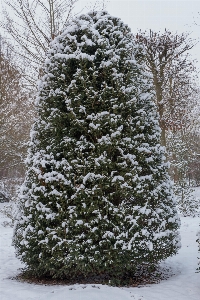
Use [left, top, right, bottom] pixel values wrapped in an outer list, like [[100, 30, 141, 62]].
[[173, 179, 198, 217], [167, 131, 199, 216], [13, 11, 180, 281]]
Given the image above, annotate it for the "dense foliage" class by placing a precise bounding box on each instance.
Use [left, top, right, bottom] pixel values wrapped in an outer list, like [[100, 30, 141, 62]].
[[13, 11, 180, 282]]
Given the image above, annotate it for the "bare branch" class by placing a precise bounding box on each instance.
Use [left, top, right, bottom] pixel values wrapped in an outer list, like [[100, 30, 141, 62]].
[[0, 0, 80, 87]]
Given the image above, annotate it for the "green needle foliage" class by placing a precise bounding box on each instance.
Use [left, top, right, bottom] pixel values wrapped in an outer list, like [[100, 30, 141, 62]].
[[13, 11, 180, 282]]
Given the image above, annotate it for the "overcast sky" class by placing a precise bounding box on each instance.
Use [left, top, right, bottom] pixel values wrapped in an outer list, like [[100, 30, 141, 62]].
[[74, 0, 200, 76]]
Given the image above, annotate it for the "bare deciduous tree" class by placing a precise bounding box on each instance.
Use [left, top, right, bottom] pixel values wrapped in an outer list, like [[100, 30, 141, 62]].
[[0, 36, 33, 179], [1, 0, 79, 85], [135, 30, 196, 147], [136, 29, 200, 191]]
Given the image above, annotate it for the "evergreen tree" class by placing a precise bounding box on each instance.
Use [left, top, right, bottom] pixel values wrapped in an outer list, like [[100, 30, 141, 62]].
[[13, 11, 180, 282], [167, 131, 199, 216], [173, 179, 198, 217]]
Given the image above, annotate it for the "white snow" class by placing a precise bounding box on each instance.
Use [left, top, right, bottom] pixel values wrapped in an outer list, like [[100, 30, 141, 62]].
[[0, 187, 199, 300]]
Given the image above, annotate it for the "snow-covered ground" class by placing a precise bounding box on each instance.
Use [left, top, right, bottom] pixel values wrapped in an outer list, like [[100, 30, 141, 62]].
[[0, 188, 199, 300]]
